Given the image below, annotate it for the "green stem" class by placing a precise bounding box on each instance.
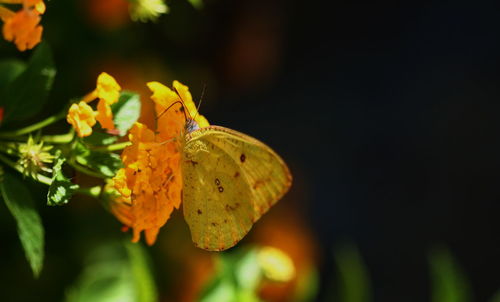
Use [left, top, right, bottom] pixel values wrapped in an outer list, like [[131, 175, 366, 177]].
[[0, 111, 66, 138], [91, 141, 131, 152], [0, 153, 52, 185], [68, 160, 106, 179], [76, 185, 102, 198], [42, 130, 75, 144]]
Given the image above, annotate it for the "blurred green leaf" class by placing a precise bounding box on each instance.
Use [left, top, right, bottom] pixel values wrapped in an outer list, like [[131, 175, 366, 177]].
[[0, 172, 44, 277], [334, 244, 372, 302], [187, 0, 204, 10], [125, 242, 158, 302], [294, 266, 319, 302], [200, 276, 237, 302], [0, 59, 26, 94], [200, 249, 263, 302], [0, 42, 56, 123], [47, 151, 79, 206], [83, 130, 118, 146], [66, 241, 157, 302], [112, 91, 141, 136], [75, 142, 123, 177], [429, 246, 472, 302], [235, 248, 261, 290], [490, 290, 500, 302]]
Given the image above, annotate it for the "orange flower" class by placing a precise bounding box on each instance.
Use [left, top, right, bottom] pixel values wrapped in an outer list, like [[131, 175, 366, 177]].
[[67, 72, 121, 135], [110, 122, 182, 245], [110, 80, 207, 245], [95, 99, 115, 130], [66, 101, 97, 138], [0, 0, 45, 51], [83, 72, 121, 130]]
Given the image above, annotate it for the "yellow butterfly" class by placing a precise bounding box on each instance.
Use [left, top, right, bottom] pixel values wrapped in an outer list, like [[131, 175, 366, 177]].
[[162, 82, 292, 251], [181, 122, 292, 251]]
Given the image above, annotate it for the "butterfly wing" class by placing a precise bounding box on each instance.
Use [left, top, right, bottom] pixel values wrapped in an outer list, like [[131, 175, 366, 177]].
[[182, 126, 292, 251]]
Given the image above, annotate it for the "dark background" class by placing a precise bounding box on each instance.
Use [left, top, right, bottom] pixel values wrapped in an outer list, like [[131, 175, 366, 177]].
[[0, 0, 499, 301]]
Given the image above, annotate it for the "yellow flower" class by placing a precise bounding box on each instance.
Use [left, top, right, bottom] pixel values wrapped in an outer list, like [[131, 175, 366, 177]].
[[148, 80, 208, 141], [95, 72, 121, 105], [66, 101, 97, 138], [129, 0, 168, 23], [110, 80, 204, 245], [67, 72, 121, 135], [0, 0, 45, 51]]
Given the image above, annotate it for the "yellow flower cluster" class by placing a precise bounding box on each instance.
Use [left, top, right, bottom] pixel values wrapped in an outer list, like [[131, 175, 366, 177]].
[[0, 0, 45, 51], [66, 72, 121, 138], [109, 80, 208, 245]]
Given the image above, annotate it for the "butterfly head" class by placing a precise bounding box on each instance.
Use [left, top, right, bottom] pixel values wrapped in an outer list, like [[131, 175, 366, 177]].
[[185, 118, 200, 133]]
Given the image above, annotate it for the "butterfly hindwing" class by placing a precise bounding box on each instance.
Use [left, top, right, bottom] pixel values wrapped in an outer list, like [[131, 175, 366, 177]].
[[182, 126, 292, 251]]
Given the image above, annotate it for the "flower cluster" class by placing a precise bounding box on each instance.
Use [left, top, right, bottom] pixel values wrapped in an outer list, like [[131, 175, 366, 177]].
[[109, 80, 208, 245], [0, 0, 45, 51], [66, 72, 122, 138]]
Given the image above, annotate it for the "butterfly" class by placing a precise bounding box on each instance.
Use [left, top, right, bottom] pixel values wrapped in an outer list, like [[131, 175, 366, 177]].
[[156, 82, 292, 251], [181, 121, 292, 251]]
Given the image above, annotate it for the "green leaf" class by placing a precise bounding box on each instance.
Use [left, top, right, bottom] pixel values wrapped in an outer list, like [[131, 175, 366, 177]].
[[429, 246, 472, 302], [47, 151, 79, 206], [0, 59, 26, 94], [75, 142, 123, 177], [0, 172, 44, 277], [0, 42, 56, 123], [112, 91, 141, 136], [83, 130, 118, 146], [333, 244, 372, 302], [235, 248, 261, 290], [66, 241, 157, 302], [188, 0, 204, 10], [125, 242, 158, 302]]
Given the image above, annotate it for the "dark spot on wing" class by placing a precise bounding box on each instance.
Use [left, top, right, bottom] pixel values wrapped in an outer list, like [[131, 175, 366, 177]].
[[215, 178, 220, 186], [211, 222, 218, 226], [197, 209, 202, 215], [186, 160, 198, 166], [218, 186, 224, 192], [224, 219, 228, 223], [225, 203, 240, 211], [234, 172, 240, 178], [240, 154, 246, 163]]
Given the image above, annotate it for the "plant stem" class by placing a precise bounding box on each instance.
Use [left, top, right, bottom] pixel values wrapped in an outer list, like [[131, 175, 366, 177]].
[[0, 111, 66, 138], [42, 130, 74, 144], [0, 153, 52, 185], [76, 185, 102, 198], [92, 141, 131, 152], [68, 160, 106, 179]]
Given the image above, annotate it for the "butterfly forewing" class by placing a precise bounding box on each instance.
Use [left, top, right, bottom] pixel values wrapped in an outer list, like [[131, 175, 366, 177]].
[[182, 126, 292, 251]]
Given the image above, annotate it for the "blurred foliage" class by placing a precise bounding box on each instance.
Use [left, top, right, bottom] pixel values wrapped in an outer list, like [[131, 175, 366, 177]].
[[65, 241, 157, 302], [333, 244, 372, 302], [429, 246, 473, 302], [199, 246, 313, 302], [0, 42, 55, 125]]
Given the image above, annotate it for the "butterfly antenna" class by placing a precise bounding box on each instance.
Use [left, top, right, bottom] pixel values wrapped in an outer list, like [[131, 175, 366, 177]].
[[173, 86, 192, 121], [155, 100, 187, 121], [192, 83, 206, 121]]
